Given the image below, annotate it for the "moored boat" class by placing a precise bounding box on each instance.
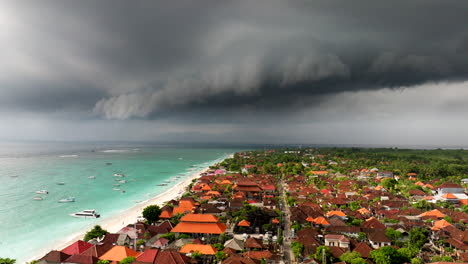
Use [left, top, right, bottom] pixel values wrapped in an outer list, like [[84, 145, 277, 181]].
[[88, 176, 96, 179], [56, 182, 65, 185], [35, 190, 48, 194], [70, 209, 100, 218], [58, 197, 75, 203], [33, 197, 43, 201]]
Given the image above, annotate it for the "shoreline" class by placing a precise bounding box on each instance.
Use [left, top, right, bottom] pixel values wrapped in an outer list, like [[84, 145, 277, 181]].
[[27, 153, 232, 262]]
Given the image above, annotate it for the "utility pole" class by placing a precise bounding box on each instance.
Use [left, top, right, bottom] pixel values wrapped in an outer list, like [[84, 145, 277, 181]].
[[322, 247, 326, 264]]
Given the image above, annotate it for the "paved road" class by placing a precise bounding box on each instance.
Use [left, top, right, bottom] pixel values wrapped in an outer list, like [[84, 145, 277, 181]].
[[280, 178, 295, 264]]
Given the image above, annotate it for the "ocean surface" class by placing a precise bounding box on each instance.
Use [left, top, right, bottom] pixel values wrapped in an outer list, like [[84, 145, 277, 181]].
[[0, 142, 239, 262]]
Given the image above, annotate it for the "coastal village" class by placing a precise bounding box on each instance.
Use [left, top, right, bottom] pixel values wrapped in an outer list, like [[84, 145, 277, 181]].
[[32, 149, 468, 264]]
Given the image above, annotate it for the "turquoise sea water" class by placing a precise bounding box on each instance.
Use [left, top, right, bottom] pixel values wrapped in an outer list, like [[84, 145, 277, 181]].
[[0, 142, 239, 262]]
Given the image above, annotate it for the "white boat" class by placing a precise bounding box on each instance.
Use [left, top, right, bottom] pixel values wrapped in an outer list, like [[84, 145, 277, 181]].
[[113, 173, 125, 177], [70, 209, 100, 218], [56, 182, 65, 185], [88, 176, 96, 179], [119, 180, 126, 183], [58, 197, 75, 203], [33, 197, 43, 201], [113, 188, 121, 191], [35, 190, 49, 194]]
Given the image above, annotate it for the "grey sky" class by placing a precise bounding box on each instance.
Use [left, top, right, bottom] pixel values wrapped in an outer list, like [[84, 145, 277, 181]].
[[1, 0, 468, 145]]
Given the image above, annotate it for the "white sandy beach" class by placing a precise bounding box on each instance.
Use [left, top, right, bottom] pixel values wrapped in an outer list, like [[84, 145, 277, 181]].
[[27, 154, 232, 262]]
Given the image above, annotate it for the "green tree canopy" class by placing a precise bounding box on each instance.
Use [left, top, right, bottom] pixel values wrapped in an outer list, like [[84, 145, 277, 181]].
[[408, 227, 428, 249], [370, 246, 408, 264], [119, 257, 135, 264], [142, 204, 162, 224], [97, 260, 110, 264], [0, 258, 16, 264], [84, 225, 108, 241], [340, 251, 363, 264], [314, 246, 334, 264]]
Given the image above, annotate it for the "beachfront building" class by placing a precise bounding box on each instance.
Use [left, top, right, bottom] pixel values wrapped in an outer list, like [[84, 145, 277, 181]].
[[170, 213, 227, 238]]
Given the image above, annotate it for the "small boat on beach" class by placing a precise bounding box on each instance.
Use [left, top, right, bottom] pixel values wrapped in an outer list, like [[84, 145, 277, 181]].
[[56, 182, 65, 185], [70, 209, 100, 218], [35, 190, 49, 194], [33, 197, 43, 201], [58, 197, 75, 203], [88, 176, 96, 179]]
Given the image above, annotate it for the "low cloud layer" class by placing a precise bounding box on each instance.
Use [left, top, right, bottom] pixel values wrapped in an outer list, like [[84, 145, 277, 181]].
[[1, 0, 468, 144]]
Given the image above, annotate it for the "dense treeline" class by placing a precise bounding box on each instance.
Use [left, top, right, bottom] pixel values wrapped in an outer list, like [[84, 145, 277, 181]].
[[218, 148, 468, 182]]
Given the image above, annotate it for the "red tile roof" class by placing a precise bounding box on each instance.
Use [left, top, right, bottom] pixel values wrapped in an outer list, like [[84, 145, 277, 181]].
[[135, 249, 159, 263], [61, 240, 93, 255]]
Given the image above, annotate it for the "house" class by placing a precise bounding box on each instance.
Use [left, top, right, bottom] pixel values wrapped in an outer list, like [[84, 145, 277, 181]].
[[241, 165, 256, 174], [63, 254, 99, 264], [179, 244, 217, 255], [224, 238, 245, 251], [440, 193, 459, 203], [151, 237, 170, 249], [151, 249, 191, 264], [367, 230, 391, 249], [61, 241, 94, 256], [437, 183, 464, 194], [133, 249, 159, 264], [98, 246, 139, 262], [170, 214, 227, 236], [376, 171, 394, 179], [324, 234, 350, 248], [39, 251, 71, 264], [80, 244, 114, 258]]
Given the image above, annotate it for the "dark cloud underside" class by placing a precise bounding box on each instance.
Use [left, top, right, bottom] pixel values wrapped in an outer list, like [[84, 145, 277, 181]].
[[1, 0, 468, 125]]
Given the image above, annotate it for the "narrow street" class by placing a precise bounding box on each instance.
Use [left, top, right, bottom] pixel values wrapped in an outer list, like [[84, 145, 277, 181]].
[[279, 178, 295, 264]]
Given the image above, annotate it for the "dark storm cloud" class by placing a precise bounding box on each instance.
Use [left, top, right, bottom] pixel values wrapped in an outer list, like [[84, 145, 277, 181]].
[[1, 0, 468, 119]]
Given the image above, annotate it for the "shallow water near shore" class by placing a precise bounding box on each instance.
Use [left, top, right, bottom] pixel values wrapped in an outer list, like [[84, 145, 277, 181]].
[[0, 142, 238, 262]]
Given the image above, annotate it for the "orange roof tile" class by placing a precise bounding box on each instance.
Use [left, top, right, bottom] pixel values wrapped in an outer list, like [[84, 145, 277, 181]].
[[180, 214, 219, 223], [170, 222, 227, 234], [357, 208, 371, 215], [206, 191, 221, 196], [310, 170, 329, 175], [326, 211, 346, 217], [419, 209, 446, 218], [201, 196, 212, 200], [160, 210, 173, 219], [272, 218, 280, 224], [179, 244, 217, 255], [432, 219, 453, 231], [221, 180, 232, 185], [313, 216, 330, 226], [201, 185, 212, 191], [423, 196, 435, 200], [99, 246, 139, 261], [415, 181, 424, 186], [238, 220, 251, 227], [172, 207, 192, 215], [441, 193, 458, 199]]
